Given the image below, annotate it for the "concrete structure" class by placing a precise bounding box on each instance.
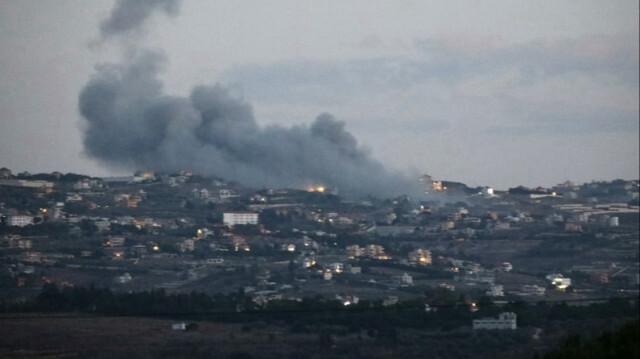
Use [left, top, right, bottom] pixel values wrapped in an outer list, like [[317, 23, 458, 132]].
[[223, 212, 259, 226], [473, 312, 517, 330]]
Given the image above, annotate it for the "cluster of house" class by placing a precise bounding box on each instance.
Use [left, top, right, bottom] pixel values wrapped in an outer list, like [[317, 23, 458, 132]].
[[1, 168, 638, 309]]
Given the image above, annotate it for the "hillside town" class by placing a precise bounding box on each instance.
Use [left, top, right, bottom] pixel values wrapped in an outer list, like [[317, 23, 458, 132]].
[[1, 167, 637, 309]]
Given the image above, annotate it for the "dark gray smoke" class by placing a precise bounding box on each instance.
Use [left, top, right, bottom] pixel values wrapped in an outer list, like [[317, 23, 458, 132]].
[[80, 0, 420, 198], [100, 0, 180, 39]]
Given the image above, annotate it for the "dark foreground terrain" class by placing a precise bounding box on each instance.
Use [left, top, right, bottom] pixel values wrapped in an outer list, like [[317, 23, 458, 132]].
[[1, 311, 638, 359]]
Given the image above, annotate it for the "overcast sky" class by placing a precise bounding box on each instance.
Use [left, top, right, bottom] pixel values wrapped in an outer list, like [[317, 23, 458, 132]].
[[0, 0, 638, 190]]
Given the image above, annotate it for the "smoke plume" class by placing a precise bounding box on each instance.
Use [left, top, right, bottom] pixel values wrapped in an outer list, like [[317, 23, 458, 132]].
[[80, 0, 419, 198], [99, 0, 180, 39]]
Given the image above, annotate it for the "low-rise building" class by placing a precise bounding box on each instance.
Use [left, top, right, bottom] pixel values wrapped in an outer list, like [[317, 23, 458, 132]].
[[223, 212, 259, 226], [6, 215, 34, 227], [473, 312, 517, 330]]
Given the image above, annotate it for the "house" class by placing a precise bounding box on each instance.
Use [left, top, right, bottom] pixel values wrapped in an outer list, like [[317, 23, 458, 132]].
[[3, 235, 32, 248], [394, 272, 413, 287], [365, 244, 388, 259], [66, 193, 83, 202], [192, 188, 210, 200], [205, 257, 224, 265], [383, 296, 399, 306], [564, 220, 583, 232], [473, 312, 517, 330], [218, 189, 237, 200], [336, 293, 359, 306], [408, 248, 432, 265], [547, 273, 571, 290], [0, 179, 54, 189], [323, 270, 333, 281], [22, 251, 43, 263], [179, 239, 195, 252], [346, 245, 364, 258], [114, 272, 132, 284], [93, 218, 112, 233], [0, 167, 12, 178], [171, 322, 198, 331], [130, 244, 147, 256], [486, 284, 505, 297], [107, 236, 126, 247]]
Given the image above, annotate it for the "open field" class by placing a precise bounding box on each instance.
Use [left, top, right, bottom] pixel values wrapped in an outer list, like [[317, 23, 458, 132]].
[[0, 314, 302, 359]]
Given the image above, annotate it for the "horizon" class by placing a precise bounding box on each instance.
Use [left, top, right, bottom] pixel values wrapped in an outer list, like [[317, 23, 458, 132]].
[[1, 165, 637, 194]]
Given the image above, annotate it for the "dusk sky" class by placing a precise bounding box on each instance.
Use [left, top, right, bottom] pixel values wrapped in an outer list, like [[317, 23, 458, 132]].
[[1, 0, 638, 190]]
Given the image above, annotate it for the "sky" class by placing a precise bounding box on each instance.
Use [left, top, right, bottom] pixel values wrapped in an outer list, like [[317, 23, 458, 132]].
[[0, 0, 638, 191]]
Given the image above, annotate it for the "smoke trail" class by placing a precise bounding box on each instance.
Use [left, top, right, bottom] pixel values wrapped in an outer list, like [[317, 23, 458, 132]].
[[80, 0, 420, 198]]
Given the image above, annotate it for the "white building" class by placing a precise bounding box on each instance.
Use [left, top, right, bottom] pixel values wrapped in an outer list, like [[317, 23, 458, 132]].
[[473, 312, 517, 330], [6, 215, 34, 227], [223, 212, 259, 226]]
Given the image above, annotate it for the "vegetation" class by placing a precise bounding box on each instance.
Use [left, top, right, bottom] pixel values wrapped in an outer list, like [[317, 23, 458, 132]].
[[540, 319, 639, 359]]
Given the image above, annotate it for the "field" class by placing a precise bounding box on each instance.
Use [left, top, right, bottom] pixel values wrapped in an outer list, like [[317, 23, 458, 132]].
[[0, 314, 306, 359]]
